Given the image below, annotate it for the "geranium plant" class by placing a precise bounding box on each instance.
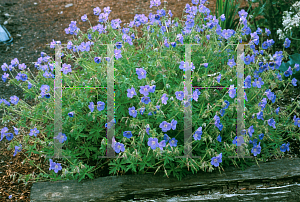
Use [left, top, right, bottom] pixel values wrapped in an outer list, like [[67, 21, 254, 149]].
[[1, 0, 300, 184]]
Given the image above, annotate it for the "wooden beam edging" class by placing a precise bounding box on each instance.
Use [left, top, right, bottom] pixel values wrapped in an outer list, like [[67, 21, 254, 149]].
[[30, 157, 300, 201]]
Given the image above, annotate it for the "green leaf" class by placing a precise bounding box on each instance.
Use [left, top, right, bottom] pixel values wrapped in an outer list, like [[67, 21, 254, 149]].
[[289, 53, 300, 65], [86, 172, 94, 179], [78, 174, 86, 183], [85, 149, 90, 159], [109, 166, 118, 175], [138, 161, 146, 172], [32, 150, 41, 155]]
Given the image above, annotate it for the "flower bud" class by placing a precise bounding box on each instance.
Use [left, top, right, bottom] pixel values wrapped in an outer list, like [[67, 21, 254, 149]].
[[73, 166, 80, 174], [80, 164, 86, 170], [61, 168, 68, 177]]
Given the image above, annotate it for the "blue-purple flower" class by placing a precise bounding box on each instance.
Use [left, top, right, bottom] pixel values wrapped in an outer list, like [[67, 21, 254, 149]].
[[61, 63, 72, 75], [220, 108, 225, 116], [160, 121, 172, 132], [244, 54, 252, 65], [104, 6, 112, 14], [163, 134, 170, 143], [217, 134, 222, 142], [192, 89, 200, 101], [94, 57, 101, 64], [116, 42, 122, 49], [179, 61, 195, 71], [232, 136, 244, 146], [228, 85, 236, 98], [221, 29, 235, 40], [49, 159, 62, 173], [136, 68, 147, 80], [252, 77, 264, 88], [68, 112, 74, 117], [2, 73, 9, 82], [265, 28, 271, 36], [5, 133, 14, 141], [175, 91, 184, 101], [244, 75, 251, 88], [248, 125, 255, 137], [257, 110, 264, 120], [13, 127, 19, 136], [114, 49, 122, 60], [211, 153, 222, 167], [238, 9, 248, 18], [161, 93, 169, 105], [193, 127, 202, 141], [29, 128, 40, 137], [220, 14, 225, 21], [258, 98, 267, 111], [284, 38, 291, 48], [150, 0, 161, 8], [123, 131, 132, 139], [54, 132, 67, 143], [93, 7, 101, 15], [227, 58, 236, 68], [113, 142, 125, 153], [277, 73, 283, 81], [259, 133, 264, 140], [292, 78, 297, 86], [284, 66, 293, 77], [280, 143, 290, 152], [97, 101, 105, 111], [13, 144, 22, 156], [294, 116, 300, 127], [158, 140, 166, 151], [81, 14, 88, 22], [129, 106, 137, 118], [148, 137, 159, 150], [88, 102, 95, 112], [141, 97, 151, 104], [216, 73, 221, 83], [139, 85, 150, 96], [127, 87, 137, 98], [176, 34, 184, 44], [251, 142, 261, 156], [268, 118, 276, 129], [10, 95, 19, 105], [170, 119, 177, 130], [223, 100, 230, 109], [169, 137, 178, 147]]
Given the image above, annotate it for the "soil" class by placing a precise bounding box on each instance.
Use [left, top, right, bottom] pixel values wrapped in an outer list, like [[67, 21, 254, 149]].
[[0, 0, 299, 201]]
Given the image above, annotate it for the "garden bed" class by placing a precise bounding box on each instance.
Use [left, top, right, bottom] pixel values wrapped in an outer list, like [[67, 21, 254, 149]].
[[1, 0, 300, 201]]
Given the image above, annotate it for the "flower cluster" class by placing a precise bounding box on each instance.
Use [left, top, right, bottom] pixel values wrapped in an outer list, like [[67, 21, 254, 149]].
[[277, 1, 300, 40]]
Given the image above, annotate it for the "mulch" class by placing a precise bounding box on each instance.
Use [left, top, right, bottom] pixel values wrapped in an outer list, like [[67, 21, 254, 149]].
[[0, 0, 297, 201]]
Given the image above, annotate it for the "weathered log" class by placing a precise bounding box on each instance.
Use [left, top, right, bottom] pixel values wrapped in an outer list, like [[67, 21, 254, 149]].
[[30, 157, 300, 201]]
